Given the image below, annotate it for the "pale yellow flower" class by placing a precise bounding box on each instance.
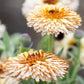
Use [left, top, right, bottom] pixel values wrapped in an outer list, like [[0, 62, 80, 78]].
[[54, 31, 84, 65], [54, 32, 76, 58], [22, 0, 79, 16], [80, 37, 84, 65], [0, 59, 20, 84], [27, 5, 81, 36], [4, 49, 69, 82]]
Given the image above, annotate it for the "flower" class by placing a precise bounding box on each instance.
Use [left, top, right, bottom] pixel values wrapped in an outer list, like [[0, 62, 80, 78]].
[[19, 33, 31, 44], [27, 5, 81, 36], [54, 32, 76, 58], [22, 0, 79, 17], [80, 37, 84, 65], [0, 21, 6, 39], [0, 59, 20, 84], [54, 30, 84, 65], [4, 49, 69, 82]]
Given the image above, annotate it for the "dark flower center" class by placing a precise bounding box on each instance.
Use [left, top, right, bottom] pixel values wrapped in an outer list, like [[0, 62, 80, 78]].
[[49, 10, 55, 14], [19, 50, 46, 66], [43, 0, 59, 4], [55, 32, 64, 40]]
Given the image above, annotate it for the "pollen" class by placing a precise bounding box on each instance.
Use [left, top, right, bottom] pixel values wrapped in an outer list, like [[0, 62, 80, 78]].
[[34, 6, 67, 21], [19, 49, 46, 65], [40, 6, 65, 20]]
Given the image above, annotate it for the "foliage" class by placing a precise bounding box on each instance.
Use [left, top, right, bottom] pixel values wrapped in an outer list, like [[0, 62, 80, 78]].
[[37, 35, 49, 52], [57, 48, 64, 57], [0, 29, 32, 58], [0, 30, 84, 84], [36, 34, 84, 84]]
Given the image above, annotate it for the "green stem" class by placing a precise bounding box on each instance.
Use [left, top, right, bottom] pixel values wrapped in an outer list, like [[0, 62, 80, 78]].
[[34, 79, 38, 84], [48, 34, 53, 53], [70, 41, 81, 84], [19, 43, 23, 53]]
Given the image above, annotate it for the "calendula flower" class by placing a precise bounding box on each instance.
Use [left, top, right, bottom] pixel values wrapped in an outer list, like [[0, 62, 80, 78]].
[[0, 21, 6, 39], [27, 5, 81, 36], [80, 37, 84, 65], [4, 49, 69, 82], [0, 59, 20, 84], [54, 32, 76, 58], [22, 0, 79, 16]]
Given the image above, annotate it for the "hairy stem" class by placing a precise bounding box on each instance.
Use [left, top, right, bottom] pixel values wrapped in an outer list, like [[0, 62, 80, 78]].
[[70, 40, 81, 84], [48, 34, 53, 53]]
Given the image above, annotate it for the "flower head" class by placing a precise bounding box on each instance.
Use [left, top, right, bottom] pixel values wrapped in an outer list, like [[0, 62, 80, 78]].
[[54, 32, 76, 58], [27, 5, 81, 36], [0, 59, 20, 84], [4, 49, 69, 82], [22, 0, 79, 16], [80, 37, 84, 65]]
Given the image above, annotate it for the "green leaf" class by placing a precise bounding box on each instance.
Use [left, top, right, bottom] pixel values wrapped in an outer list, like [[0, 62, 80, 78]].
[[21, 48, 30, 53], [20, 78, 35, 84], [78, 66, 84, 71], [57, 48, 64, 57], [0, 40, 5, 51], [67, 51, 74, 59], [76, 76, 84, 84], [37, 35, 49, 52], [38, 80, 47, 84], [70, 38, 81, 82], [48, 81, 56, 84], [75, 35, 84, 39], [68, 62, 74, 78], [3, 29, 11, 51], [1, 51, 7, 58], [11, 33, 21, 46], [29, 42, 33, 49], [15, 48, 30, 56]]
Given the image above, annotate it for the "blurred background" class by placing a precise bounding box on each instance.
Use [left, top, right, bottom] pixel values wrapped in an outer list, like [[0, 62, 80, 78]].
[[0, 0, 84, 80], [0, 0, 84, 48]]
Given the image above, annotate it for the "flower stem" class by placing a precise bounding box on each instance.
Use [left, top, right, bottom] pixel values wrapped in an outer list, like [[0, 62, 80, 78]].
[[48, 34, 53, 53], [34, 79, 38, 84], [70, 41, 81, 84]]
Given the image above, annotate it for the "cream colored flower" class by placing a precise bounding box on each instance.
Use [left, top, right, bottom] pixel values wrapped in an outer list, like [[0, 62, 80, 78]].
[[4, 49, 69, 82], [54, 32, 84, 65], [0, 21, 6, 39], [80, 37, 84, 65], [54, 32, 76, 58], [22, 0, 79, 17], [27, 5, 81, 36], [0, 59, 20, 84]]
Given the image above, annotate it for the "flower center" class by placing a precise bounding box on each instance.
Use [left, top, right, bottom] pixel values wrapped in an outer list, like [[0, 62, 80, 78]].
[[21, 49, 46, 66], [0, 64, 3, 77], [55, 32, 64, 40], [49, 10, 55, 14], [42, 8, 65, 20], [43, 0, 59, 4]]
